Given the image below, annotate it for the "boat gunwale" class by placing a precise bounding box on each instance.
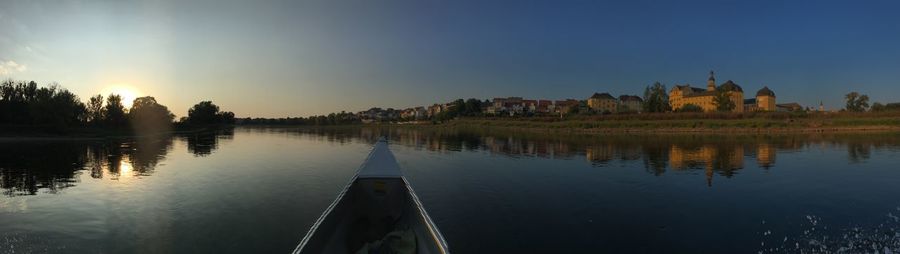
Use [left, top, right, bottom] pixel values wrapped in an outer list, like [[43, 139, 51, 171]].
[[292, 138, 449, 254]]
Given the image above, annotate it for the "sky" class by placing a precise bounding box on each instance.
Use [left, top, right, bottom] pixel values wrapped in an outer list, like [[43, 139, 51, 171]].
[[1, 0, 899, 117]]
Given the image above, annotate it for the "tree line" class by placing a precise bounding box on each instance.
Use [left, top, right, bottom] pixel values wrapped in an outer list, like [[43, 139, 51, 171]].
[[1, 79, 235, 133]]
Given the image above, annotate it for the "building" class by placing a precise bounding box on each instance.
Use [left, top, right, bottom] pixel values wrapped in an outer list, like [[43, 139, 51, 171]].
[[536, 100, 554, 114], [587, 92, 617, 113], [554, 99, 580, 114], [523, 100, 538, 114], [427, 104, 443, 117], [669, 71, 760, 112], [618, 95, 643, 113]]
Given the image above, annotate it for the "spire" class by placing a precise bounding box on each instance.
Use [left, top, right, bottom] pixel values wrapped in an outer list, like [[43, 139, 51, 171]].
[[706, 70, 716, 91]]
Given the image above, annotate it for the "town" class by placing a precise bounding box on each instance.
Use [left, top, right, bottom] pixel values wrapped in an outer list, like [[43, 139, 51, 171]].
[[326, 71, 818, 124]]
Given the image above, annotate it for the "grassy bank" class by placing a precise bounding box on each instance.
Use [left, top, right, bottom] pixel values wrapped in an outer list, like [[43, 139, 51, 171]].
[[436, 112, 900, 134]]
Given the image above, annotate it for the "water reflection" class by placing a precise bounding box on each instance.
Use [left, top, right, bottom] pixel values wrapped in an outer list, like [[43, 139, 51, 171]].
[[182, 128, 235, 156], [0, 129, 235, 196], [262, 127, 900, 186], [3, 126, 900, 196]]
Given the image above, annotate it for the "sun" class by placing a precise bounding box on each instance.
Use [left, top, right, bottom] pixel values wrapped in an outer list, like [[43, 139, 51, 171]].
[[101, 85, 140, 108]]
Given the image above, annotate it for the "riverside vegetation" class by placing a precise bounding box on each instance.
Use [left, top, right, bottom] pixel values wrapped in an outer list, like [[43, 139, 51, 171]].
[[0, 79, 235, 137]]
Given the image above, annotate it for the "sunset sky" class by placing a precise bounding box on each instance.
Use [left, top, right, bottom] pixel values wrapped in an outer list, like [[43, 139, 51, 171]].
[[2, 0, 899, 117]]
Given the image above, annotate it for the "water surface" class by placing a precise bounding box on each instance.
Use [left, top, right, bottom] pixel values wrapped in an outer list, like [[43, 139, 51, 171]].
[[2, 127, 899, 253]]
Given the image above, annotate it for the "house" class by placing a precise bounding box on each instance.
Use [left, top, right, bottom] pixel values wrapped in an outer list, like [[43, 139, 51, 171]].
[[523, 100, 538, 114], [487, 97, 525, 116], [414, 107, 427, 120], [617, 95, 643, 113], [554, 99, 580, 114], [427, 104, 443, 118], [587, 93, 617, 113], [536, 100, 554, 114]]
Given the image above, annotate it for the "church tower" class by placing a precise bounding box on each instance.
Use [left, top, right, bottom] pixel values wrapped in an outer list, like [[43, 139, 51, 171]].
[[707, 70, 716, 92]]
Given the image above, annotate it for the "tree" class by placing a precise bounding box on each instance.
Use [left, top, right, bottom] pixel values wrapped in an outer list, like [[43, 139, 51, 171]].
[[678, 104, 703, 113], [129, 96, 175, 134], [871, 102, 885, 112], [463, 98, 483, 116], [87, 94, 105, 125], [713, 88, 736, 112], [642, 82, 670, 113], [186, 101, 235, 125], [105, 94, 128, 127], [845, 92, 870, 112]]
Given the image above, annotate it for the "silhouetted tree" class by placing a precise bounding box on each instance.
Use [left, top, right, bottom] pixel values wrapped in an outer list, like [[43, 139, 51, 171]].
[[87, 94, 105, 125], [187, 101, 219, 124], [129, 96, 175, 134], [105, 94, 128, 127], [186, 101, 235, 125], [0, 80, 85, 128]]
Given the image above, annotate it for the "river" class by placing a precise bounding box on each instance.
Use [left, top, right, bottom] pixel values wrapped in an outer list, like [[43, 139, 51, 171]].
[[2, 127, 899, 253]]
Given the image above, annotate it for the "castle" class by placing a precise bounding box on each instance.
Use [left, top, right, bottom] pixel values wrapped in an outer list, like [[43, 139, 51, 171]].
[[668, 71, 776, 112]]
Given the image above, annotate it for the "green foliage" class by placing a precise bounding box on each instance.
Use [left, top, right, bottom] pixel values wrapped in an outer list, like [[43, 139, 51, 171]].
[[713, 88, 735, 112], [678, 104, 703, 113], [871, 102, 885, 112], [462, 98, 483, 116], [845, 92, 870, 112], [642, 82, 670, 113]]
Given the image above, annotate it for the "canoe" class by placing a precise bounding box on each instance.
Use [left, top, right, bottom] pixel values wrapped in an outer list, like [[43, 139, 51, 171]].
[[292, 138, 449, 254]]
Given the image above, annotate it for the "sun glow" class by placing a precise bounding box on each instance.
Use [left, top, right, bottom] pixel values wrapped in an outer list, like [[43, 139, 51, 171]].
[[101, 85, 140, 108]]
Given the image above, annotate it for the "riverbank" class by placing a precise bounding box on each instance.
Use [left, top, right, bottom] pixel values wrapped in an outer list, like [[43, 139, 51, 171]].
[[431, 113, 900, 134], [0, 124, 231, 141]]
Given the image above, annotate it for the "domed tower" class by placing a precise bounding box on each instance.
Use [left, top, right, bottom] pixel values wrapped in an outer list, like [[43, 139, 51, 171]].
[[707, 70, 716, 92], [756, 86, 776, 111]]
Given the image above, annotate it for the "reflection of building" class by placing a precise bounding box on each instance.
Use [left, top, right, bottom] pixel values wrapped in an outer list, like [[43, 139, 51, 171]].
[[585, 144, 615, 164], [669, 144, 744, 186], [756, 143, 776, 169]]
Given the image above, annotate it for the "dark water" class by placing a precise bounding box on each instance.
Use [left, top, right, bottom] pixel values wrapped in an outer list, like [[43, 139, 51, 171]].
[[2, 127, 900, 253]]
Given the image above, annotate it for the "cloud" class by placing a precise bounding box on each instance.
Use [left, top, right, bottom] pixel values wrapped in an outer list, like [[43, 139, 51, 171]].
[[0, 60, 28, 75]]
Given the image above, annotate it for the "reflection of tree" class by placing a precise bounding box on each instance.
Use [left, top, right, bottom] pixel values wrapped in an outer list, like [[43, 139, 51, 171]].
[[0, 143, 87, 196], [641, 145, 669, 176], [0, 137, 174, 196], [847, 142, 871, 163], [182, 128, 234, 156]]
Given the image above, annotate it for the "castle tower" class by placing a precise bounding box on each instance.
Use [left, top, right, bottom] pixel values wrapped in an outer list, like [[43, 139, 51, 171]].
[[755, 86, 776, 111], [707, 70, 716, 92]]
